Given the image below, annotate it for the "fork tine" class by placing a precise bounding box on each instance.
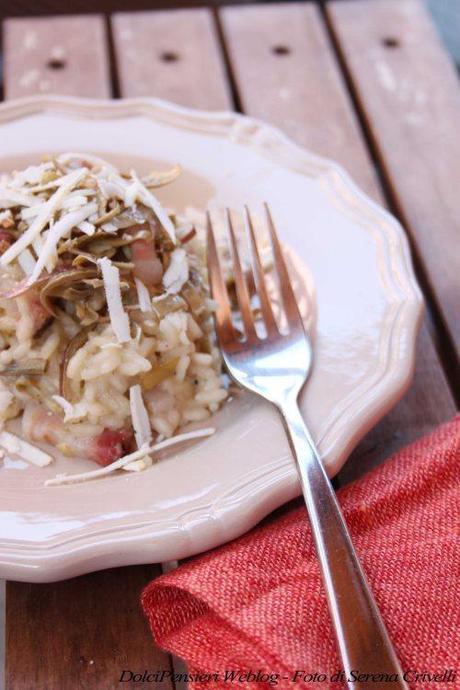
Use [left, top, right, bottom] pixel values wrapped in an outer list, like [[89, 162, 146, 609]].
[[244, 206, 279, 335], [264, 203, 303, 329], [226, 209, 258, 342], [206, 211, 236, 344]]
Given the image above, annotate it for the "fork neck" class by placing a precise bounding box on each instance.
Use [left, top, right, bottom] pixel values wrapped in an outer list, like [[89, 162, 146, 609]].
[[276, 390, 319, 463]]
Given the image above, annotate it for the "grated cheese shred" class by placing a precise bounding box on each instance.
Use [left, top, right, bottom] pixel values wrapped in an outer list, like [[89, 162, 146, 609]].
[[17, 248, 37, 276], [134, 278, 153, 313], [163, 248, 189, 294], [129, 384, 152, 449], [97, 257, 131, 343], [129, 170, 176, 242], [0, 431, 53, 467], [45, 428, 215, 486], [29, 202, 98, 282]]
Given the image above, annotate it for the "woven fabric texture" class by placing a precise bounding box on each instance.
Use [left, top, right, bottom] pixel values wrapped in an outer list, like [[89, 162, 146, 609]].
[[142, 416, 460, 689]]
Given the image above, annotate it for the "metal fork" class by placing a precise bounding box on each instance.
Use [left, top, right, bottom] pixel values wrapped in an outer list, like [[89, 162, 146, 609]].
[[207, 205, 408, 690]]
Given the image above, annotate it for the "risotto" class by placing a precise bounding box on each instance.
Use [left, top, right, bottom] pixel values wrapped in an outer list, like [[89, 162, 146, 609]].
[[0, 154, 228, 482]]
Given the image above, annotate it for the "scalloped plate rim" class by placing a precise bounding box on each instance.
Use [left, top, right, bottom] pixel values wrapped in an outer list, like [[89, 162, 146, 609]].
[[0, 95, 423, 581]]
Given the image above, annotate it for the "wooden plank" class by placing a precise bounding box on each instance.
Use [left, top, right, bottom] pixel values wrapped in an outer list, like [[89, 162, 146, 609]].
[[112, 9, 231, 109], [3, 15, 111, 99], [3, 16, 174, 690], [6, 566, 171, 690], [219, 2, 456, 482], [327, 0, 460, 370], [220, 2, 382, 202]]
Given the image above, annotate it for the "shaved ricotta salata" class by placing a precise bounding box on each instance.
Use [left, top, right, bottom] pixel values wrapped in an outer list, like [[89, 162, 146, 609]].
[[0, 154, 229, 483], [0, 168, 87, 266], [97, 257, 131, 344], [0, 431, 52, 467], [129, 384, 152, 449]]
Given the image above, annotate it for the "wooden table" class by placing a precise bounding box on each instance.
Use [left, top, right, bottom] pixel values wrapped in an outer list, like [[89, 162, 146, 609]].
[[1, 1, 459, 687]]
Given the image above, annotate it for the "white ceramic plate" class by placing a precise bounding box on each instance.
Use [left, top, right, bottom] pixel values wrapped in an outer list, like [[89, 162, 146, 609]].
[[0, 96, 422, 582]]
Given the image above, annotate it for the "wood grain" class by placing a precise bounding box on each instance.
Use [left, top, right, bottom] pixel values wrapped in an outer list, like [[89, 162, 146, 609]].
[[219, 2, 456, 482], [6, 566, 171, 690], [112, 9, 231, 109], [3, 15, 111, 99], [327, 0, 460, 374], [220, 2, 381, 202]]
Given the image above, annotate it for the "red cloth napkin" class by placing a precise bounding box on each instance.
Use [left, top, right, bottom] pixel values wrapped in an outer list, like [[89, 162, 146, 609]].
[[142, 417, 460, 689]]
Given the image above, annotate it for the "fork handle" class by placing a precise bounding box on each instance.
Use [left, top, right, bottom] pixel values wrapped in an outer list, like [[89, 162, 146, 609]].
[[279, 395, 408, 690]]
